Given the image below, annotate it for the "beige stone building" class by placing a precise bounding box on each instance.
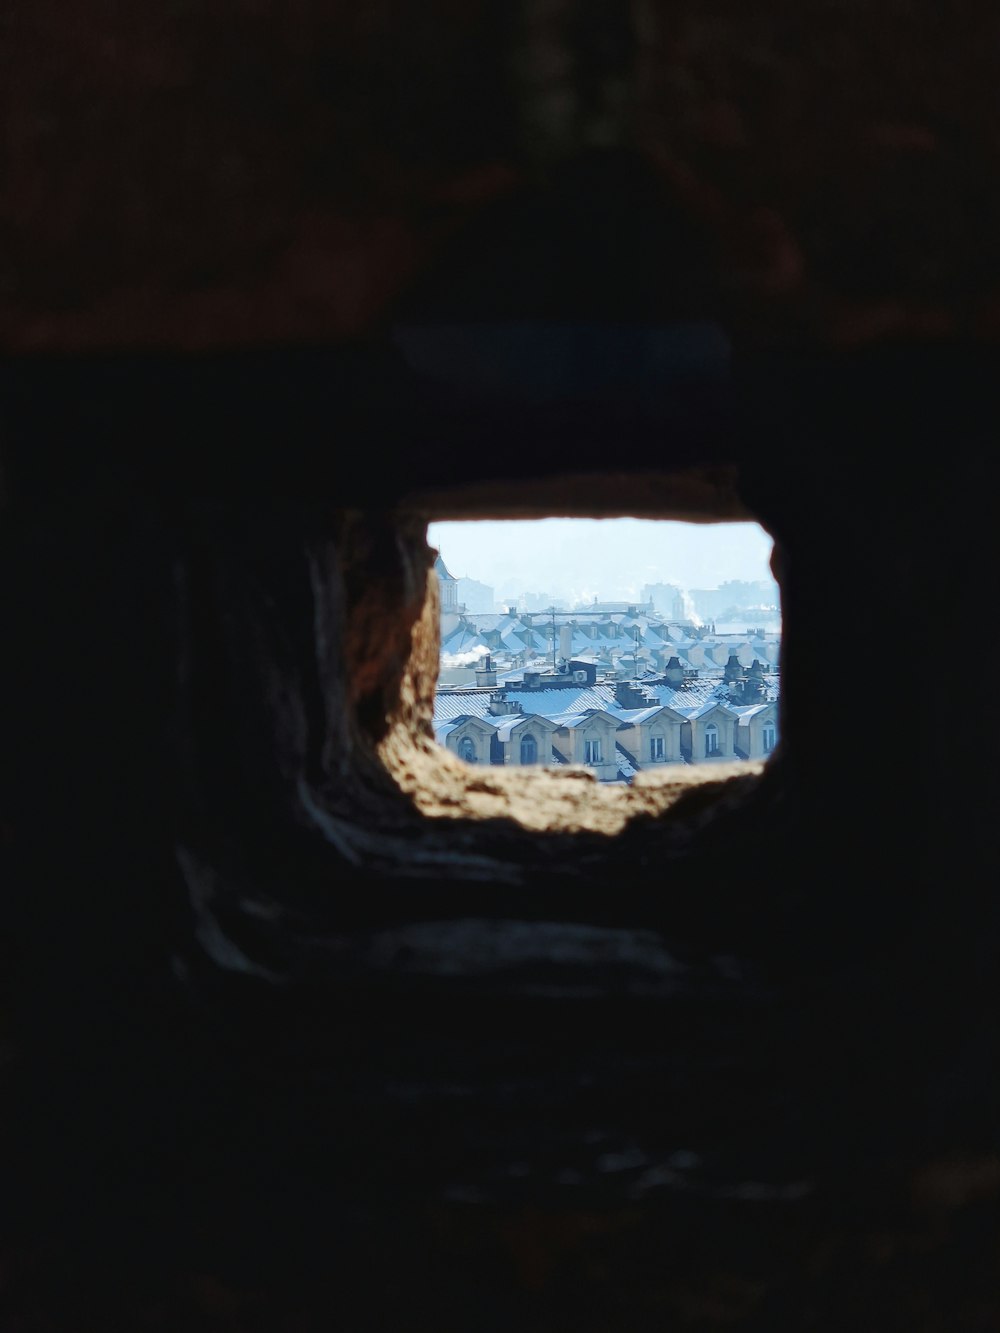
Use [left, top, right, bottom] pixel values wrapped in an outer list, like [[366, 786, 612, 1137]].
[[435, 713, 496, 765], [615, 703, 688, 768], [550, 708, 622, 782], [733, 701, 780, 761], [683, 700, 738, 763], [490, 712, 558, 768]]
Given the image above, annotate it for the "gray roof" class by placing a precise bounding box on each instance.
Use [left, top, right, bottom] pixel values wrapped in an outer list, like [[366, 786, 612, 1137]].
[[732, 702, 777, 724], [614, 704, 672, 727], [585, 602, 654, 615], [639, 679, 720, 710], [499, 629, 528, 652], [548, 707, 621, 730], [433, 713, 498, 743], [433, 692, 495, 722], [494, 666, 529, 684], [463, 613, 515, 631], [492, 714, 556, 742], [686, 698, 734, 721], [502, 684, 619, 716], [440, 627, 489, 654], [641, 627, 670, 647]]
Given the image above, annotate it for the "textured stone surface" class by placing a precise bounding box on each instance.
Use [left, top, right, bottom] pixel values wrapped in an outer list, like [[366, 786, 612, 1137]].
[[2, 2, 1000, 350]]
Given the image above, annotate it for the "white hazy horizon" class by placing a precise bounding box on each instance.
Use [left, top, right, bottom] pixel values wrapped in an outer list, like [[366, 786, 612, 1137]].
[[427, 518, 776, 608]]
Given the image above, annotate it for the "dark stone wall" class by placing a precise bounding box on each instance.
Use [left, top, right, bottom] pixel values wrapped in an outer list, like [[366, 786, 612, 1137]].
[[3, 1, 1000, 351], [1, 5, 998, 1330]]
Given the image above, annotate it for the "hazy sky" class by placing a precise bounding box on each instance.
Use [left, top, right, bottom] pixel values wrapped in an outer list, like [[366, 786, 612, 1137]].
[[427, 518, 775, 606]]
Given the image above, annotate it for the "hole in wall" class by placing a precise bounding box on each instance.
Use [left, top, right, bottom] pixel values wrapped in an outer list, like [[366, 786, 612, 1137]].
[[374, 490, 784, 838], [429, 514, 780, 779]]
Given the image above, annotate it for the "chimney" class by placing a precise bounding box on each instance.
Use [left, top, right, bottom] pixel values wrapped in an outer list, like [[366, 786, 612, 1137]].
[[559, 624, 573, 659], [747, 659, 767, 700], [724, 653, 744, 688], [488, 692, 522, 716], [664, 656, 685, 689], [475, 652, 497, 688], [614, 679, 647, 709]]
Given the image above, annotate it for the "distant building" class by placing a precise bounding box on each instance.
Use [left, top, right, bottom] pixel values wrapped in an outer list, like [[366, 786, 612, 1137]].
[[433, 553, 460, 613], [434, 640, 780, 782], [573, 597, 655, 615], [641, 582, 687, 619], [431, 594, 780, 779], [688, 579, 780, 624], [522, 591, 567, 612], [457, 576, 495, 612]]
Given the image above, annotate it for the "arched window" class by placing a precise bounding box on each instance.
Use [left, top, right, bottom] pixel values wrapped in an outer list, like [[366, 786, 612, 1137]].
[[704, 723, 719, 757], [458, 736, 477, 763], [519, 732, 538, 765]]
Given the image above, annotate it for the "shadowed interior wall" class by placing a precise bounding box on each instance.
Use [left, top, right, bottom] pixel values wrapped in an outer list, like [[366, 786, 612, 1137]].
[[1, 5, 998, 1330]]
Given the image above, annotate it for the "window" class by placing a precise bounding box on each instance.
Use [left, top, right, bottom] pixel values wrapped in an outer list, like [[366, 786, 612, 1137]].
[[399, 501, 781, 833], [458, 736, 477, 763], [762, 722, 776, 754]]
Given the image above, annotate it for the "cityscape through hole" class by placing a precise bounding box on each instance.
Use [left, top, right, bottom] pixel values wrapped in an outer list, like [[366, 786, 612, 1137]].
[[428, 518, 781, 782]]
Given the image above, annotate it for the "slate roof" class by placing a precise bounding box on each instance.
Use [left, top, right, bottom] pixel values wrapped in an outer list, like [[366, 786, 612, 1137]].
[[440, 627, 489, 654], [546, 707, 620, 730], [685, 698, 734, 721], [640, 679, 720, 710], [641, 626, 671, 647], [614, 705, 671, 727], [492, 713, 556, 742], [586, 602, 654, 615], [494, 666, 528, 685], [465, 613, 516, 632], [502, 685, 620, 716], [499, 628, 529, 653], [433, 713, 497, 743], [433, 691, 495, 722], [516, 629, 550, 652], [732, 702, 776, 723]]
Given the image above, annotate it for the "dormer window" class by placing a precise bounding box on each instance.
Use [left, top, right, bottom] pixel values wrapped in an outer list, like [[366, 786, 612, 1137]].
[[520, 732, 538, 765], [763, 722, 776, 754], [458, 736, 477, 763], [585, 738, 602, 765], [705, 723, 720, 757], [650, 735, 664, 762]]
